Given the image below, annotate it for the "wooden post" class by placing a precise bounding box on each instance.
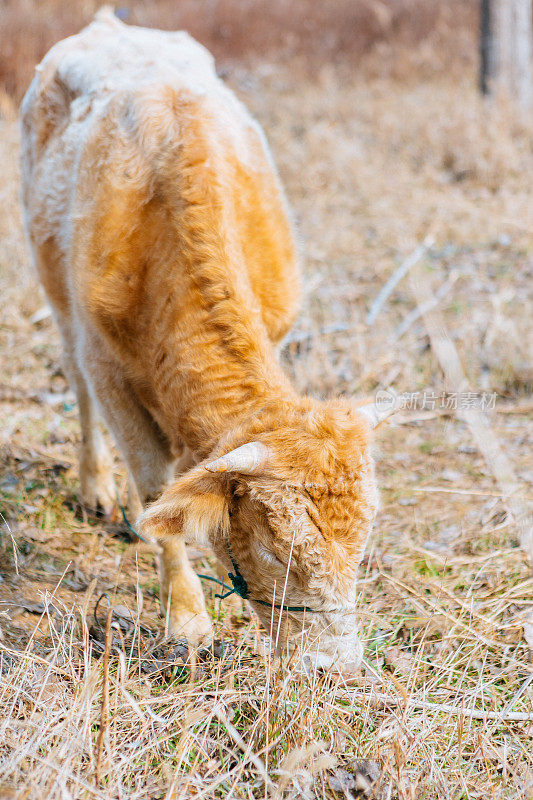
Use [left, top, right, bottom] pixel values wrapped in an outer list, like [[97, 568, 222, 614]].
[[480, 0, 495, 94], [480, 0, 532, 110]]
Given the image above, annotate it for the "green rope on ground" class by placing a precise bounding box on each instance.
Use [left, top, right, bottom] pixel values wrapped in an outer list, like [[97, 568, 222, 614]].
[[113, 480, 151, 544]]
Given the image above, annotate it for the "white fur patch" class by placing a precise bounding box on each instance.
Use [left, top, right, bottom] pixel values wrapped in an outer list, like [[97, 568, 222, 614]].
[[254, 540, 283, 567]]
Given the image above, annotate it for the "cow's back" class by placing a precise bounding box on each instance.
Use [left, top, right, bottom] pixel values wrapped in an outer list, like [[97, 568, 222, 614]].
[[21, 10, 299, 347]]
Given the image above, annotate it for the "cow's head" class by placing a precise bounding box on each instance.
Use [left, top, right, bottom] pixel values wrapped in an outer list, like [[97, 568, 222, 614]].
[[139, 398, 389, 677]]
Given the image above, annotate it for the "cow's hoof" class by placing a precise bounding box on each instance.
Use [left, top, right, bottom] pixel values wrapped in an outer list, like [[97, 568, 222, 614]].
[[168, 611, 213, 648], [80, 472, 117, 520]]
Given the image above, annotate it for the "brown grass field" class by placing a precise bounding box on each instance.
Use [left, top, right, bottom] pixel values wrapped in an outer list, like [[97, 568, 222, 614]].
[[1, 5, 533, 799]]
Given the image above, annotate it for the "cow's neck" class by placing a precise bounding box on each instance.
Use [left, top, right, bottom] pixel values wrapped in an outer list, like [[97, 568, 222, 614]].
[[148, 144, 300, 459], [147, 257, 298, 459], [152, 323, 297, 460]]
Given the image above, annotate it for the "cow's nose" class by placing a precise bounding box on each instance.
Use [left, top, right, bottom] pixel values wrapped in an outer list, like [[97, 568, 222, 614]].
[[299, 650, 361, 681], [301, 650, 335, 672]]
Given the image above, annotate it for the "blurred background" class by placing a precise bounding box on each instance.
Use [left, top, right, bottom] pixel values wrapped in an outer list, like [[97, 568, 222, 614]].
[[0, 0, 477, 104]]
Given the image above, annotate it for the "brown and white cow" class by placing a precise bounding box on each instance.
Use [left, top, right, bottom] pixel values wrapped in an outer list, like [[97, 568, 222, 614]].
[[21, 10, 387, 675]]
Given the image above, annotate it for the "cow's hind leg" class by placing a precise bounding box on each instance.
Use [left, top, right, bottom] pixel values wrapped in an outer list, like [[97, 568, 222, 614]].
[[76, 372, 116, 517], [59, 324, 116, 517], [31, 239, 116, 517]]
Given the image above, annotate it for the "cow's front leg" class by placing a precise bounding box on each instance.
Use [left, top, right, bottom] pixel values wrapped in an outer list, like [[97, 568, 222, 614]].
[[159, 539, 212, 645]]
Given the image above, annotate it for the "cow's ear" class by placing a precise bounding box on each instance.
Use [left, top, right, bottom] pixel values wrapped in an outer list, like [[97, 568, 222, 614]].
[[137, 466, 229, 546]]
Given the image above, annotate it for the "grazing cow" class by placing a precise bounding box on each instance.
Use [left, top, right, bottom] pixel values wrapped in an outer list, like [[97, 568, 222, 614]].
[[21, 11, 386, 675]]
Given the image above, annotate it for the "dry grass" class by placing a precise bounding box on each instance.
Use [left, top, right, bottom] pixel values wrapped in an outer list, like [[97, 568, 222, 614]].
[[1, 53, 533, 799]]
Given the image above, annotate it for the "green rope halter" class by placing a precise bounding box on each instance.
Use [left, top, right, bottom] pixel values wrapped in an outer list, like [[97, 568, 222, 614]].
[[114, 490, 317, 614], [197, 536, 317, 614]]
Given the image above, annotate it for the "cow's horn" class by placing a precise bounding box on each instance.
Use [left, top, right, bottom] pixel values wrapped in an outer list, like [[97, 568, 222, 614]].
[[204, 442, 270, 475], [358, 392, 399, 429]]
